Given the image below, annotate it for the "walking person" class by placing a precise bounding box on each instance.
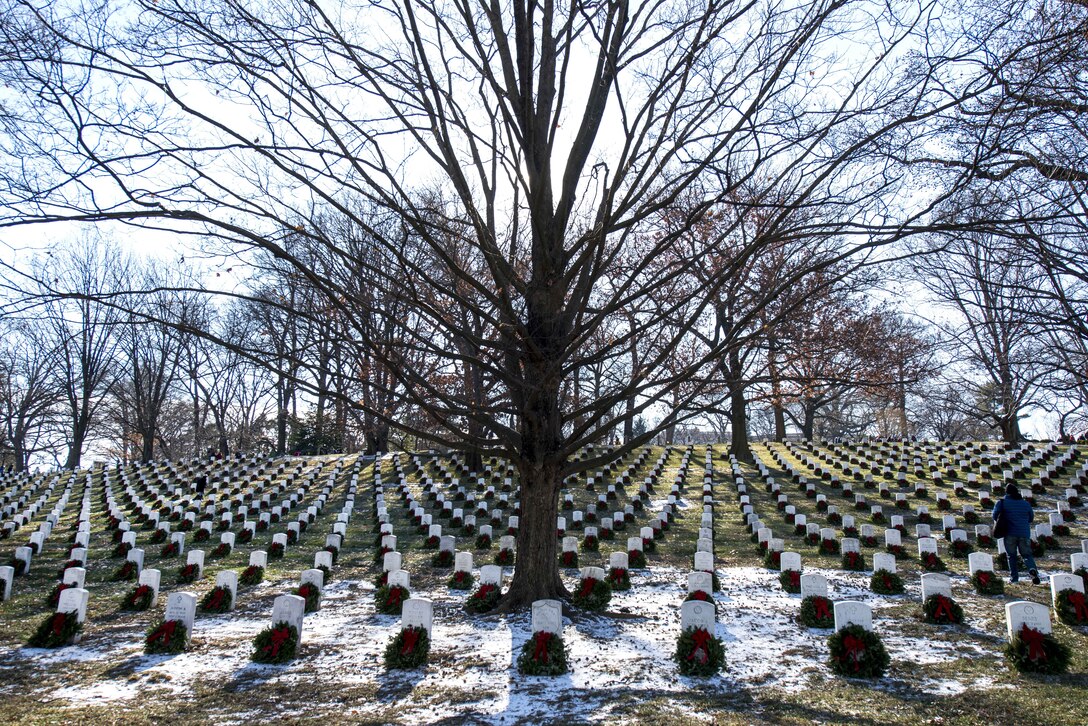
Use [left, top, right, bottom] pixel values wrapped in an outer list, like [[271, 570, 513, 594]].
[[992, 483, 1040, 585]]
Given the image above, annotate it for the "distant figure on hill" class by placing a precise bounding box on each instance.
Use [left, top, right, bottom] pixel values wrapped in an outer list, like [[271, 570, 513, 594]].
[[194, 475, 207, 495], [992, 483, 1039, 585]]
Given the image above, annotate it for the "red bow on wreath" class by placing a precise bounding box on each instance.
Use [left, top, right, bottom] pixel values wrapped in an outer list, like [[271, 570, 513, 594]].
[[933, 595, 954, 620], [977, 572, 991, 586], [841, 634, 867, 672], [1066, 592, 1088, 621], [691, 590, 710, 601], [207, 588, 225, 610], [533, 631, 553, 663], [789, 571, 801, 588], [687, 628, 712, 664], [264, 626, 291, 657], [386, 587, 405, 607], [134, 585, 151, 599], [814, 598, 831, 620], [473, 584, 496, 600], [1019, 625, 1047, 662], [579, 578, 598, 598], [51, 613, 68, 636], [400, 628, 419, 656], [151, 620, 177, 645]]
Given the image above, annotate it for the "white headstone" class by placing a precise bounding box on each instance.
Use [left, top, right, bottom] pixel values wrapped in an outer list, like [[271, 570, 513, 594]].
[[215, 570, 239, 610], [780, 551, 802, 572], [968, 552, 994, 575], [687, 570, 713, 594], [383, 551, 403, 573], [797, 574, 826, 599], [165, 591, 197, 642], [680, 600, 716, 632], [57, 587, 90, 624], [1005, 601, 1052, 638], [271, 593, 306, 639], [401, 598, 433, 637], [139, 569, 161, 606], [479, 564, 503, 586], [920, 573, 952, 600], [1050, 573, 1085, 609], [833, 601, 872, 632], [532, 599, 563, 635], [694, 551, 714, 572], [62, 566, 86, 589], [249, 550, 267, 568], [609, 552, 629, 570]]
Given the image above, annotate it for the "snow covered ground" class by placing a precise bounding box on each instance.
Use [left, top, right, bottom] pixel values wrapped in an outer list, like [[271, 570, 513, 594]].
[[1, 564, 1010, 723]]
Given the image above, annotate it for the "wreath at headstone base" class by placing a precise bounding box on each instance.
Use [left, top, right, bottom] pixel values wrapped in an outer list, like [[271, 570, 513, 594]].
[[870, 569, 904, 595], [800, 595, 834, 628], [827, 624, 889, 678], [384, 626, 429, 669], [200, 586, 233, 614], [922, 594, 964, 625], [571, 577, 612, 611], [251, 622, 298, 664], [970, 570, 1004, 595], [145, 619, 188, 655], [1004, 624, 1069, 674], [779, 569, 802, 593], [121, 584, 155, 612], [1055, 589, 1088, 626], [28, 611, 82, 649], [674, 626, 725, 677], [375, 584, 410, 615], [517, 631, 568, 676], [240, 565, 264, 586], [464, 583, 501, 613]]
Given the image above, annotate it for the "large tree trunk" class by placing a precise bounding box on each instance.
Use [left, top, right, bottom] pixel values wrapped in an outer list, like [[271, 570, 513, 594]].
[[802, 401, 816, 441], [65, 423, 86, 469], [767, 340, 787, 442], [140, 424, 155, 463], [501, 376, 567, 609], [730, 388, 751, 463], [726, 348, 751, 462]]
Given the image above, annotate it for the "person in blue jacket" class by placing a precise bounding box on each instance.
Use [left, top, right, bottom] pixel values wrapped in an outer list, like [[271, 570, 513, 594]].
[[992, 483, 1039, 585]]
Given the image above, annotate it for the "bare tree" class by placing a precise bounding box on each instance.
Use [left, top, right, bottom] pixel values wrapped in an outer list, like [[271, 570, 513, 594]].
[[0, 0, 958, 606]]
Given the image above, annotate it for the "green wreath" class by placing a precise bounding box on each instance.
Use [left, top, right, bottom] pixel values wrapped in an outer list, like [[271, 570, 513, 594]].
[[559, 550, 579, 569], [828, 624, 889, 678], [571, 577, 612, 612], [763, 550, 782, 570], [475, 533, 493, 550], [841, 551, 866, 571], [176, 563, 200, 584], [120, 584, 155, 612], [239, 565, 264, 586], [608, 567, 631, 591], [28, 611, 83, 648], [949, 540, 973, 559], [921, 593, 964, 625], [465, 583, 502, 613], [200, 586, 234, 614], [296, 583, 321, 613], [112, 561, 138, 582], [779, 569, 802, 594], [517, 631, 568, 676], [920, 552, 946, 572], [800, 595, 834, 628], [628, 549, 647, 568], [46, 582, 73, 608], [870, 570, 904, 595], [251, 622, 299, 664], [1055, 588, 1088, 626], [384, 626, 430, 669], [674, 627, 725, 677], [375, 584, 410, 615], [431, 549, 455, 568], [145, 619, 189, 655], [448, 569, 475, 590], [1004, 624, 1070, 674], [970, 570, 1004, 595]]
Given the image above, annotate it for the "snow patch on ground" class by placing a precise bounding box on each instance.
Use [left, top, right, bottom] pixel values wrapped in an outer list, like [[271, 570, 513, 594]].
[[5, 565, 1008, 720]]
